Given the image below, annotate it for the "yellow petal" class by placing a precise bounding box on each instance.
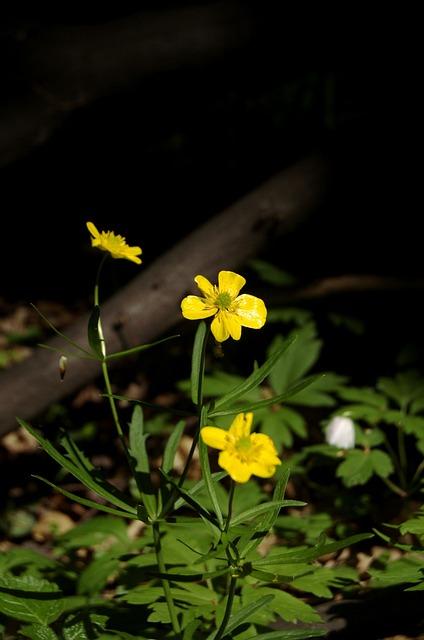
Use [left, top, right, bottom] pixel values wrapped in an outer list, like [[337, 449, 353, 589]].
[[86, 221, 100, 240], [211, 312, 230, 342], [201, 426, 228, 450], [218, 451, 252, 483], [229, 412, 253, 439], [249, 461, 278, 478], [218, 271, 246, 298], [181, 296, 216, 320], [234, 294, 267, 329], [222, 311, 242, 340], [194, 275, 215, 298]]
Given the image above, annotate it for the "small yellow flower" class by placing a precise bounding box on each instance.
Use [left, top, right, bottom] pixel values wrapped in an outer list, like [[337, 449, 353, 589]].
[[201, 413, 281, 483], [86, 221, 142, 265], [181, 271, 266, 342]]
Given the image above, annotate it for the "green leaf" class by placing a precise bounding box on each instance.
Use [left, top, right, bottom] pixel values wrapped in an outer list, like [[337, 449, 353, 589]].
[[33, 475, 140, 520], [20, 624, 58, 639], [159, 470, 219, 527], [221, 594, 275, 636], [129, 405, 157, 519], [370, 449, 394, 478], [58, 516, 128, 550], [77, 553, 120, 596], [162, 420, 186, 474], [291, 566, 357, 598], [231, 500, 305, 527], [369, 556, 424, 588], [288, 372, 346, 407], [0, 575, 63, 624], [213, 337, 296, 411], [337, 387, 387, 409], [191, 321, 208, 405], [104, 334, 179, 361], [198, 428, 224, 529], [87, 305, 103, 358], [267, 308, 312, 326], [173, 471, 227, 511], [248, 259, 296, 286], [240, 467, 290, 557], [242, 585, 321, 624], [336, 450, 374, 486], [377, 371, 424, 410], [268, 327, 321, 395], [19, 420, 136, 515], [209, 376, 320, 417], [245, 629, 326, 639], [253, 533, 373, 566]]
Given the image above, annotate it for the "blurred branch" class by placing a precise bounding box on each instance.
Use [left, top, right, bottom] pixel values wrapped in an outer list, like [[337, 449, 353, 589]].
[[268, 274, 424, 303], [0, 154, 328, 436], [0, 2, 254, 166]]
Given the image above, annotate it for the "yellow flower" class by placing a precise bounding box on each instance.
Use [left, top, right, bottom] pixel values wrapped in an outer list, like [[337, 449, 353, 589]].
[[201, 413, 281, 483], [86, 221, 142, 265], [181, 271, 266, 342]]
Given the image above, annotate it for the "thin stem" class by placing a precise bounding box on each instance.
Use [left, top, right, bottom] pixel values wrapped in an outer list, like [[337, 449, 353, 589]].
[[160, 324, 209, 518], [410, 458, 424, 491], [397, 425, 408, 489], [225, 481, 235, 534], [380, 475, 408, 498], [153, 522, 181, 636], [214, 575, 237, 640], [94, 256, 133, 469]]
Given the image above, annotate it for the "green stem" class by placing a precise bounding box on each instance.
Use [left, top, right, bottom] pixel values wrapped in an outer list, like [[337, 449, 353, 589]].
[[214, 575, 237, 640], [94, 256, 133, 469], [225, 481, 235, 534], [380, 475, 408, 498], [153, 522, 181, 636], [397, 425, 408, 489], [161, 324, 209, 518], [410, 458, 424, 491]]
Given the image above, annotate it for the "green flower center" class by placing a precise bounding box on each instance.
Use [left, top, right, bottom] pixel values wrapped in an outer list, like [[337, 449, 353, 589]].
[[215, 291, 232, 310], [236, 436, 252, 452]]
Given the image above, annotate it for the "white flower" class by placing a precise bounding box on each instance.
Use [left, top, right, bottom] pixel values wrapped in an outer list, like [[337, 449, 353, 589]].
[[325, 416, 355, 449]]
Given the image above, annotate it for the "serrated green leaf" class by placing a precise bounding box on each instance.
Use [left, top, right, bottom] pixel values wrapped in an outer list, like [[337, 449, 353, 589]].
[[370, 449, 394, 478], [162, 420, 186, 474], [20, 624, 58, 640], [87, 305, 103, 358], [337, 387, 387, 409], [369, 556, 424, 588], [0, 575, 63, 624], [291, 566, 357, 598], [336, 449, 374, 486], [58, 516, 128, 550], [242, 585, 321, 624], [213, 337, 296, 411], [77, 554, 120, 596], [246, 629, 326, 639]]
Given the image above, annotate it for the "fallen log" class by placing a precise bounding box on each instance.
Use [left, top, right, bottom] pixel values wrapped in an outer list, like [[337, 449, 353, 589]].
[[0, 154, 328, 436]]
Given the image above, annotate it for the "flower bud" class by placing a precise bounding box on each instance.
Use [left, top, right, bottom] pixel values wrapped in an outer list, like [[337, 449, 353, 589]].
[[325, 416, 355, 449], [59, 355, 68, 381]]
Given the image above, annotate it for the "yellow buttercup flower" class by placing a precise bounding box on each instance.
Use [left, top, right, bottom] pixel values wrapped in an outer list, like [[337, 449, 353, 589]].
[[86, 221, 142, 265], [181, 271, 266, 342], [201, 413, 281, 483]]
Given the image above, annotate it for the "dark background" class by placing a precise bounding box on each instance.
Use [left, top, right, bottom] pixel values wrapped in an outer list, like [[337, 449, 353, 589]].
[[0, 4, 421, 335]]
